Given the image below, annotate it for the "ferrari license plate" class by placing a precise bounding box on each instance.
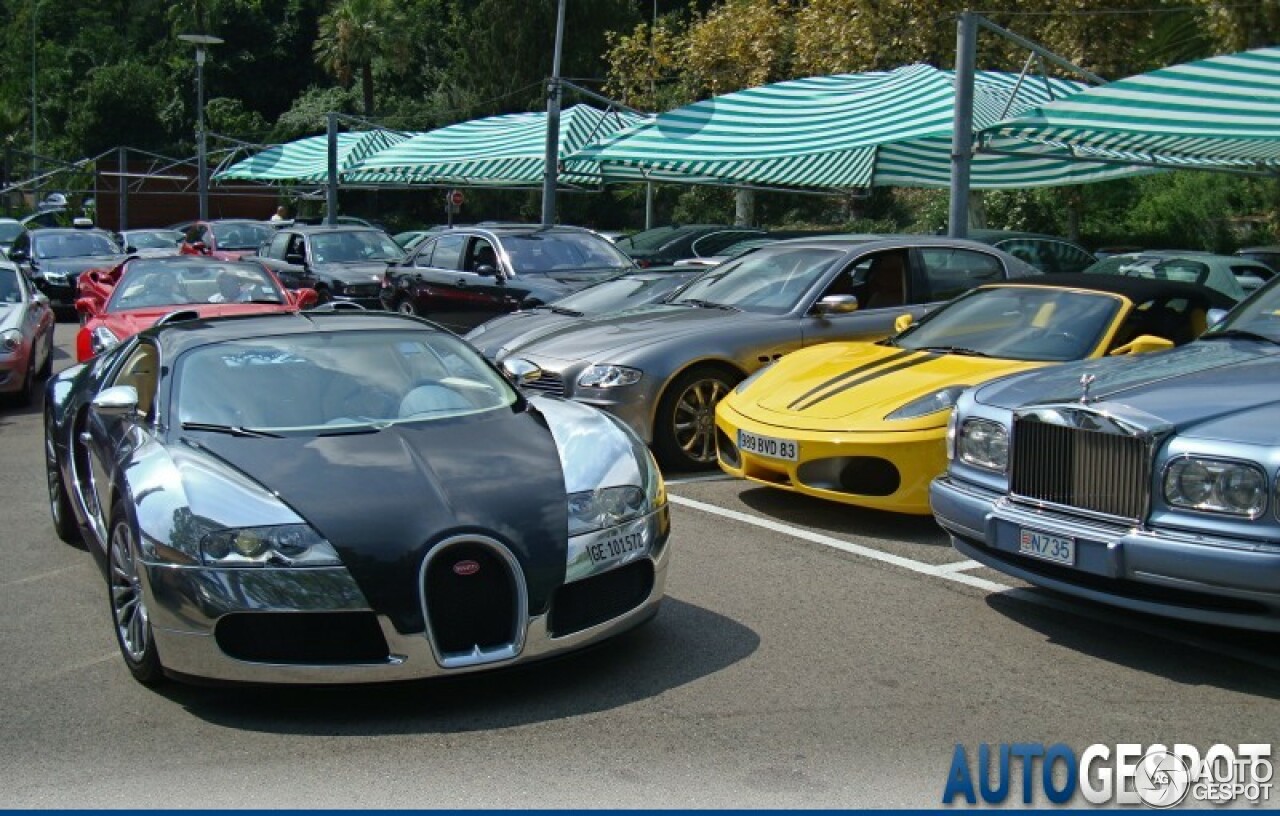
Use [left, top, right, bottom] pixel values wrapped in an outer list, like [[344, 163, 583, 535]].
[[1019, 528, 1075, 566], [737, 429, 798, 461]]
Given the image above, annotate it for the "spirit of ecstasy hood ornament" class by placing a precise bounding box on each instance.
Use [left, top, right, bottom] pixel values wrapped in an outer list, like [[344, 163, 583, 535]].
[[1080, 373, 1097, 404]]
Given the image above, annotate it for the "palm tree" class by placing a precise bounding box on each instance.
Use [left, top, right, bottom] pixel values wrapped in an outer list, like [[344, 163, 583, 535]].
[[314, 0, 394, 117]]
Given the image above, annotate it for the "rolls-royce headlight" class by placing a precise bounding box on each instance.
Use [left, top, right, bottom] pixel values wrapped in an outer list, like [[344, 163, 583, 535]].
[[957, 418, 1008, 472], [0, 329, 21, 352], [567, 486, 649, 537], [886, 385, 971, 421], [200, 524, 342, 567], [578, 364, 642, 389], [1164, 457, 1266, 517]]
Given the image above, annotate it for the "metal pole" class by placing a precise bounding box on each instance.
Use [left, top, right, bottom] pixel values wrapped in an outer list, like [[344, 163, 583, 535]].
[[948, 11, 977, 239], [196, 45, 208, 221], [644, 181, 654, 230], [540, 0, 567, 227], [117, 147, 127, 231], [326, 112, 338, 225], [30, 1, 37, 195]]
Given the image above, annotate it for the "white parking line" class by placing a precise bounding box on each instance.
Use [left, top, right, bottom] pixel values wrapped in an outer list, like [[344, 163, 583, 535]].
[[1, 563, 88, 588], [665, 473, 734, 486], [669, 493, 1280, 672]]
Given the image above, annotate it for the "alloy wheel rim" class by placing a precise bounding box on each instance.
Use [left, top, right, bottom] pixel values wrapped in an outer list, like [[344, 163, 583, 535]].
[[110, 524, 149, 662], [673, 378, 728, 464]]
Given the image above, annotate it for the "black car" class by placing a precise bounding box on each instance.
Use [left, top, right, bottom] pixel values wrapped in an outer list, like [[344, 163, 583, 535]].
[[6, 228, 125, 313], [257, 224, 406, 308], [381, 224, 637, 334], [964, 229, 1097, 275], [615, 224, 768, 267]]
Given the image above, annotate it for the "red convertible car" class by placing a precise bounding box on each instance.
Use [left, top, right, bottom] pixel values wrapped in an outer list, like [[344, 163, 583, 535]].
[[75, 256, 316, 361]]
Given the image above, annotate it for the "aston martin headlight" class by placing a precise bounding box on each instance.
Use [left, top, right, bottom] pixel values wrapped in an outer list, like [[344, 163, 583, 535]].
[[885, 385, 971, 421], [0, 329, 20, 352], [200, 524, 342, 567], [1164, 457, 1266, 517], [578, 364, 642, 389], [90, 326, 120, 356], [957, 418, 1008, 472], [567, 486, 649, 537]]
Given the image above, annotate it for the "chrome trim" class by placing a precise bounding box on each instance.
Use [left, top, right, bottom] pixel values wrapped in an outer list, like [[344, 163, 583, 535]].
[[418, 534, 529, 669], [565, 507, 663, 584]]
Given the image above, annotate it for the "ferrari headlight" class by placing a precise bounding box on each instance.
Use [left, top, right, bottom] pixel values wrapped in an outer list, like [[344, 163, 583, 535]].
[[90, 326, 120, 356], [578, 364, 642, 389], [200, 524, 342, 567], [1164, 457, 1266, 517], [957, 418, 1008, 472], [567, 486, 649, 537], [0, 329, 21, 352], [885, 385, 971, 421]]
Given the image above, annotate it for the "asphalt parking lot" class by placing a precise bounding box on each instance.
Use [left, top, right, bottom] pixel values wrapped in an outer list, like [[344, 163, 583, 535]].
[[0, 322, 1277, 808]]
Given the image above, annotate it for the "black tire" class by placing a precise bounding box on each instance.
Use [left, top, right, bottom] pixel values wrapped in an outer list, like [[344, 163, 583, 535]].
[[45, 411, 82, 546], [37, 330, 54, 379], [652, 365, 741, 471], [107, 500, 165, 687]]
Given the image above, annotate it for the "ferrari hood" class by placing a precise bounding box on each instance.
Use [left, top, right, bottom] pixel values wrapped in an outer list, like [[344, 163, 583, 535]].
[[100, 303, 291, 336], [974, 339, 1280, 444], [189, 407, 568, 635], [500, 303, 760, 361], [738, 343, 1043, 430]]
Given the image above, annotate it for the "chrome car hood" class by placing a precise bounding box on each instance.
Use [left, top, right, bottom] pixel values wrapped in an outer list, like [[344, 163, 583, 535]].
[[974, 339, 1280, 442], [466, 309, 580, 359]]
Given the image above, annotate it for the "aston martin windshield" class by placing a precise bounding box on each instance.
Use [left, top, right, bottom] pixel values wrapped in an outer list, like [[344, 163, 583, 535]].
[[670, 247, 843, 314], [174, 330, 518, 432], [895, 286, 1121, 362], [107, 260, 286, 310]]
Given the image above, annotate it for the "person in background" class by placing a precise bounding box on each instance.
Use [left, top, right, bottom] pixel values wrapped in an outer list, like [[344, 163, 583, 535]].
[[270, 205, 289, 223]]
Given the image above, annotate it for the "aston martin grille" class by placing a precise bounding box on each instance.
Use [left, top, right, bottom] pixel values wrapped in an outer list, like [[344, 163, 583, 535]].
[[1010, 417, 1149, 521], [519, 372, 565, 398]]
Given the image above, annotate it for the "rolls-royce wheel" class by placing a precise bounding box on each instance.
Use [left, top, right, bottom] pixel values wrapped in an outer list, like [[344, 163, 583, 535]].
[[108, 501, 165, 686], [653, 364, 740, 471], [45, 411, 82, 546]]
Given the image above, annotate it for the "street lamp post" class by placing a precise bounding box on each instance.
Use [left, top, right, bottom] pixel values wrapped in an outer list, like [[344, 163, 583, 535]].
[[178, 33, 223, 221]]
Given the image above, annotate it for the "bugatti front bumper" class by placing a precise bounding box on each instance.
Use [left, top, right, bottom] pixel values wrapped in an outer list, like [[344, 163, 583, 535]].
[[139, 506, 671, 683]]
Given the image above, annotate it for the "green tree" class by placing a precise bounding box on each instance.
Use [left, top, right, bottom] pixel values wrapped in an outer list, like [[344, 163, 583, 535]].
[[67, 62, 173, 157], [314, 0, 404, 116]]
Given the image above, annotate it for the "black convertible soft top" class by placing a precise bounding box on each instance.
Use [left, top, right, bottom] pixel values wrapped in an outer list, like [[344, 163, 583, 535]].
[[1002, 272, 1237, 311]]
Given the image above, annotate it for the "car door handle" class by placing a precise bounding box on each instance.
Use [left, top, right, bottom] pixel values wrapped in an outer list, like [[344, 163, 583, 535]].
[[455, 278, 468, 287]]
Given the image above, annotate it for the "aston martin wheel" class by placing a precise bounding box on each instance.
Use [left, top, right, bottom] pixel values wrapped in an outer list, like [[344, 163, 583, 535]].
[[397, 297, 420, 317], [654, 365, 740, 470], [45, 412, 81, 546], [108, 501, 164, 686]]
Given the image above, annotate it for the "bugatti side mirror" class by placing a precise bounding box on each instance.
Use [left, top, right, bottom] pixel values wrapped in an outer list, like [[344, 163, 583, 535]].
[[91, 385, 139, 417]]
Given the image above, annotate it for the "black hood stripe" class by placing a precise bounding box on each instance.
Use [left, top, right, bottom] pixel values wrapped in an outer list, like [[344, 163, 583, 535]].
[[791, 352, 938, 412], [786, 348, 925, 410]]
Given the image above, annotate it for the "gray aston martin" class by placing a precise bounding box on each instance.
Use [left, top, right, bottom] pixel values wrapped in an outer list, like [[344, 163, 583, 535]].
[[493, 235, 1041, 469]]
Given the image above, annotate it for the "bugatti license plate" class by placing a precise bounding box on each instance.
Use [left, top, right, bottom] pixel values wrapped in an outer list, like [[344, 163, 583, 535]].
[[1019, 528, 1075, 566], [737, 429, 798, 461]]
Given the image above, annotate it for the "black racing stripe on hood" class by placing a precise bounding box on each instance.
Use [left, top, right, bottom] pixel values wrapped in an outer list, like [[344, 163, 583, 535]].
[[785, 348, 920, 410], [791, 352, 939, 412], [787, 350, 933, 411], [189, 408, 567, 635]]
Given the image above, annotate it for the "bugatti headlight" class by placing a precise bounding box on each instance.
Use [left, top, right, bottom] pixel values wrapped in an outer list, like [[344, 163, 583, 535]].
[[567, 486, 649, 537], [885, 385, 971, 421], [957, 418, 1008, 472], [0, 329, 21, 352], [200, 524, 342, 567], [90, 326, 120, 356], [1164, 457, 1266, 518], [578, 364, 642, 389]]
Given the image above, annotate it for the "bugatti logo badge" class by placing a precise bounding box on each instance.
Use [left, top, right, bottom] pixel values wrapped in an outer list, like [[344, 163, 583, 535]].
[[453, 560, 480, 576]]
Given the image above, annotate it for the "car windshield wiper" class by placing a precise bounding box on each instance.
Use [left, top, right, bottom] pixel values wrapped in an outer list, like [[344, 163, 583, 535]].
[[914, 345, 990, 357], [180, 422, 281, 438], [1201, 328, 1280, 345], [678, 298, 739, 311]]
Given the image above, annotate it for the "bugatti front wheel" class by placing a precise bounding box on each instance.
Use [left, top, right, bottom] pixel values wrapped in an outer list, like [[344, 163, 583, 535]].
[[108, 501, 165, 686], [45, 411, 81, 546]]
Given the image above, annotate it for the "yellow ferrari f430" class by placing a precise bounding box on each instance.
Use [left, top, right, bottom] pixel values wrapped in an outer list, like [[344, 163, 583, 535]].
[[715, 274, 1232, 514]]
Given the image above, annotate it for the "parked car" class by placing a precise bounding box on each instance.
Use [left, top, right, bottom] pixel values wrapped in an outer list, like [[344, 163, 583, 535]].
[[615, 224, 769, 267], [44, 310, 670, 685], [6, 227, 125, 313], [381, 224, 636, 333], [466, 267, 703, 359], [179, 219, 277, 261], [495, 235, 1041, 470], [258, 224, 405, 309], [0, 217, 28, 257], [930, 274, 1280, 631], [717, 275, 1231, 514], [965, 229, 1097, 275], [1083, 250, 1266, 300], [74, 256, 315, 361], [1235, 245, 1280, 273], [393, 227, 446, 252], [117, 228, 185, 258], [0, 261, 56, 405]]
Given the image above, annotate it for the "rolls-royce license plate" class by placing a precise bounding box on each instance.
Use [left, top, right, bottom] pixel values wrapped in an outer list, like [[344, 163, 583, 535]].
[[1019, 528, 1075, 566]]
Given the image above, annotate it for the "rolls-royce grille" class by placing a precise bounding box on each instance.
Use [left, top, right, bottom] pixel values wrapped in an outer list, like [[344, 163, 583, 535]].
[[424, 542, 517, 655], [1011, 418, 1148, 521], [520, 372, 565, 398]]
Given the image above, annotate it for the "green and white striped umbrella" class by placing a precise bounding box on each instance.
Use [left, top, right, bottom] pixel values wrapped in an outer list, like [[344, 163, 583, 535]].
[[567, 63, 1143, 190], [212, 130, 409, 184], [981, 47, 1280, 171], [342, 104, 650, 186]]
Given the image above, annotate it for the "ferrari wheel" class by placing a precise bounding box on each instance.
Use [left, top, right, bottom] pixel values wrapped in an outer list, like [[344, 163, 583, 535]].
[[654, 365, 739, 470], [108, 501, 164, 686], [45, 412, 81, 545]]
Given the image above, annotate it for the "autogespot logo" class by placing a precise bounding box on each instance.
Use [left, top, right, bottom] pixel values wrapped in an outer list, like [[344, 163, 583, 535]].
[[942, 743, 1273, 807]]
